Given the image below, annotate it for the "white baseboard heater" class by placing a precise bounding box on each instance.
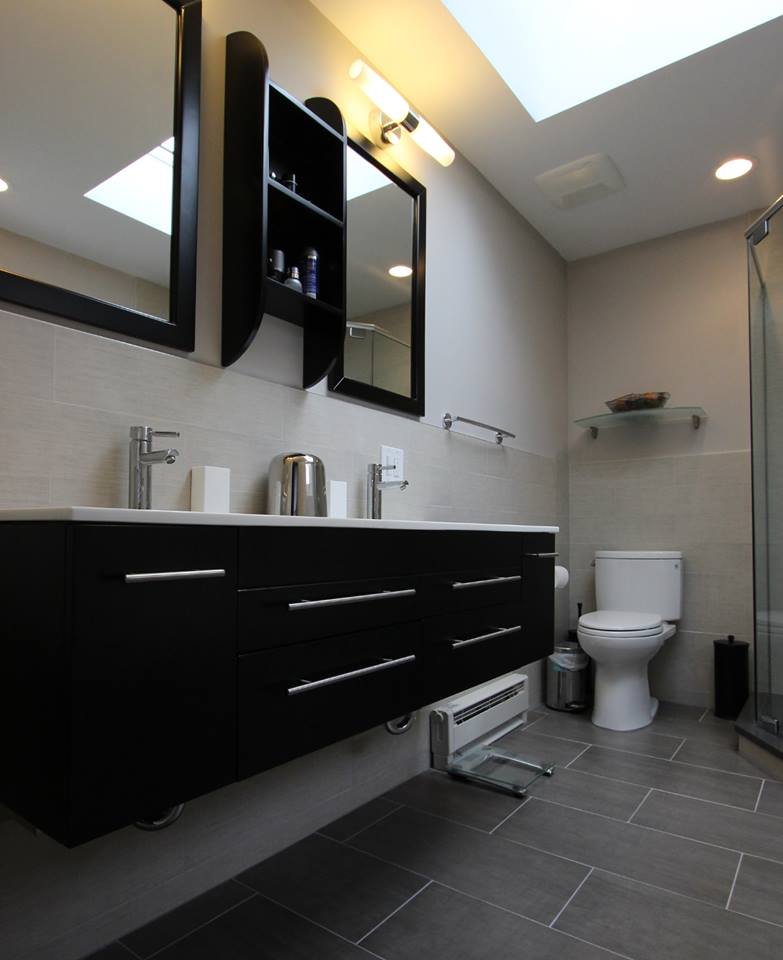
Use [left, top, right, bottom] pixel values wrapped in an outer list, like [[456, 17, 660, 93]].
[[430, 672, 554, 796]]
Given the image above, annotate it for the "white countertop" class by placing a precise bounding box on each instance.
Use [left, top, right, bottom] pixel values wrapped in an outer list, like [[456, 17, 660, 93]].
[[0, 507, 558, 534]]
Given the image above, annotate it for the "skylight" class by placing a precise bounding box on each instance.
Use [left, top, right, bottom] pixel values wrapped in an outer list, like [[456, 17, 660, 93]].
[[441, 1, 783, 121], [85, 137, 174, 234], [346, 148, 391, 201]]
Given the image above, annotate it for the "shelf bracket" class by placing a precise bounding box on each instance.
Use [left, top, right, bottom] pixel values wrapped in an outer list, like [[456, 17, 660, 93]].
[[590, 426, 598, 439], [692, 414, 701, 430]]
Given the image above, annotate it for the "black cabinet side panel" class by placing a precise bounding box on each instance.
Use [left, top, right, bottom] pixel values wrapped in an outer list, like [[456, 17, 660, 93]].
[[0, 523, 68, 839]]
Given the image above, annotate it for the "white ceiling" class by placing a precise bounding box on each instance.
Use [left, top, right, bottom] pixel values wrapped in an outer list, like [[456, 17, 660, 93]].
[[311, 0, 783, 260]]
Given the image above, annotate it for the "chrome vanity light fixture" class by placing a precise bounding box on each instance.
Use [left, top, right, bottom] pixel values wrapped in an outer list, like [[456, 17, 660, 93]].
[[348, 60, 455, 167]]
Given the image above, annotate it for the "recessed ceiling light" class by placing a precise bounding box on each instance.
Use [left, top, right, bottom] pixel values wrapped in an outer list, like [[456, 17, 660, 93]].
[[0, 177, 9, 192], [714, 157, 754, 180], [388, 265, 413, 278]]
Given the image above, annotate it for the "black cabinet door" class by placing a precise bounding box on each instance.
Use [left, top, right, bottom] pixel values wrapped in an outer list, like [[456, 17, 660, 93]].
[[67, 525, 237, 844]]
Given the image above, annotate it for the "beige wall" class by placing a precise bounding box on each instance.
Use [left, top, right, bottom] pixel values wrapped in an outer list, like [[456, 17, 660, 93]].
[[0, 2, 569, 958], [567, 215, 754, 706], [0, 226, 169, 319]]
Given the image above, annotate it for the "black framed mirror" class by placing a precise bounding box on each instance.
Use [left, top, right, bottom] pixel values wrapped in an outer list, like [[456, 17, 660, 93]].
[[328, 135, 425, 415], [0, 0, 201, 351]]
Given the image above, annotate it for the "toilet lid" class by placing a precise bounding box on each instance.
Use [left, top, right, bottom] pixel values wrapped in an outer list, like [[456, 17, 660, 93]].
[[579, 610, 662, 632]]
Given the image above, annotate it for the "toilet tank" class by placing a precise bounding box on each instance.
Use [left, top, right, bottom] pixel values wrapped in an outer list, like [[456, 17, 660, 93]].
[[595, 550, 683, 621]]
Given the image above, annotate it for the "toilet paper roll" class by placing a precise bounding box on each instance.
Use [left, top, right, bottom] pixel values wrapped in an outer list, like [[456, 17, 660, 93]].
[[554, 565, 569, 590]]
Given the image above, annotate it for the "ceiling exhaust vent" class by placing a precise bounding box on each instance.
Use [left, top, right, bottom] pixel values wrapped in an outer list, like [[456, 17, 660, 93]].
[[535, 153, 625, 209]]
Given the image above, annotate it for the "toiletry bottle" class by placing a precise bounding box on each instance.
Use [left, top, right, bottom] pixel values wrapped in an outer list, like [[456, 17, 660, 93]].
[[284, 265, 303, 293], [269, 248, 285, 282], [302, 246, 319, 299]]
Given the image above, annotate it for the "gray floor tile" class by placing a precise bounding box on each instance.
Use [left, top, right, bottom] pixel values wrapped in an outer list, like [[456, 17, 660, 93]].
[[363, 881, 617, 960], [320, 797, 401, 842], [524, 766, 651, 820], [384, 771, 521, 832], [239, 833, 426, 942], [497, 796, 739, 905], [154, 895, 367, 960], [673, 737, 764, 777], [555, 869, 783, 960], [538, 709, 683, 758], [492, 726, 591, 767], [758, 780, 783, 819], [729, 855, 783, 925], [656, 701, 707, 722], [351, 805, 588, 924], [84, 945, 136, 960], [632, 790, 783, 862], [571, 745, 762, 809], [649, 712, 738, 746], [120, 880, 252, 958]]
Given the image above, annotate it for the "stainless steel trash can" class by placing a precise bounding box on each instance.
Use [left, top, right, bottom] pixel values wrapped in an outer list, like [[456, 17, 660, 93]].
[[546, 641, 590, 712]]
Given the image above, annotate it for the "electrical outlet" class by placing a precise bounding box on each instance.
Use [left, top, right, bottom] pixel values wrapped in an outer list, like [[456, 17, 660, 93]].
[[380, 445, 404, 482]]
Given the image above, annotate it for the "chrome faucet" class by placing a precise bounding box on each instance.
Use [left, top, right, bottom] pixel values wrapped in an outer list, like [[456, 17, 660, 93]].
[[128, 426, 181, 509], [366, 462, 409, 519]]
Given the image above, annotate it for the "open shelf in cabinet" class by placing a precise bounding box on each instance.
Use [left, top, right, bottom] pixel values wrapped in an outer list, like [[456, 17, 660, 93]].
[[221, 32, 346, 388]]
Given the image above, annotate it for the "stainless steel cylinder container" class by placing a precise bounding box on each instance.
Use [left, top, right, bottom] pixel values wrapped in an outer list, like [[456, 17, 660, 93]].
[[545, 641, 590, 712], [267, 453, 327, 517]]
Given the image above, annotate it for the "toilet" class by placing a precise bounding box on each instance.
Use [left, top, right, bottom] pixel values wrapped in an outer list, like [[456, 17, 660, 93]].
[[577, 550, 683, 731]]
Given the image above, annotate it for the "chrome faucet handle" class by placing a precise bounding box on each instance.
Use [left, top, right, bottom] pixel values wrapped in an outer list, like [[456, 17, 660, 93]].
[[151, 429, 180, 438]]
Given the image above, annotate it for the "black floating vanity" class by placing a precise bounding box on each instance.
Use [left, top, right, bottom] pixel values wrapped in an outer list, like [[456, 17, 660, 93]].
[[0, 510, 556, 847]]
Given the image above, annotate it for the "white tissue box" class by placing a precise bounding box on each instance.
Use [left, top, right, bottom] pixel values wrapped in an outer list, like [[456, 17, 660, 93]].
[[191, 466, 231, 513]]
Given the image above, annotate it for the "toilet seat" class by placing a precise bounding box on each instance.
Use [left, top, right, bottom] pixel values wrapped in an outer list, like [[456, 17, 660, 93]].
[[579, 610, 664, 640]]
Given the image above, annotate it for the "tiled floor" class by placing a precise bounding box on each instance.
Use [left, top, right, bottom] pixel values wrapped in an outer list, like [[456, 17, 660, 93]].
[[87, 702, 783, 960]]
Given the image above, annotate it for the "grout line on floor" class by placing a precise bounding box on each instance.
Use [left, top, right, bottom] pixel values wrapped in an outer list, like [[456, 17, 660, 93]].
[[341, 803, 403, 844], [571, 741, 766, 782], [356, 879, 433, 944], [254, 891, 387, 960], [626, 787, 654, 823], [488, 798, 528, 834], [564, 743, 593, 768], [698, 708, 710, 723], [727, 905, 783, 931], [560, 766, 760, 812], [139, 890, 259, 960], [529, 722, 688, 764], [754, 780, 766, 813], [725, 853, 744, 910], [524, 793, 783, 866], [433, 881, 640, 960], [549, 867, 594, 928], [668, 739, 687, 761]]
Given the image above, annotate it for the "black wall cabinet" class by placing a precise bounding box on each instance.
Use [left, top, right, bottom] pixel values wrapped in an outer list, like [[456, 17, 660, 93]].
[[222, 32, 346, 387]]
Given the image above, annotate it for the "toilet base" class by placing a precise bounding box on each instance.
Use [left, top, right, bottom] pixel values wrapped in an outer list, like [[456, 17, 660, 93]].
[[591, 664, 659, 731]]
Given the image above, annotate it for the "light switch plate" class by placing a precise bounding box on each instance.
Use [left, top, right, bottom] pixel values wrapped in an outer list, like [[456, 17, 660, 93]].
[[380, 445, 404, 482]]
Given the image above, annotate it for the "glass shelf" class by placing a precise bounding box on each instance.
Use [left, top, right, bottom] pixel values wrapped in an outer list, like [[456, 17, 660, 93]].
[[575, 406, 707, 438]]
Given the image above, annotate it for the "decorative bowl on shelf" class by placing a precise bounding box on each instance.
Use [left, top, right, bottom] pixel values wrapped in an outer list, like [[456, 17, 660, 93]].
[[605, 392, 670, 413]]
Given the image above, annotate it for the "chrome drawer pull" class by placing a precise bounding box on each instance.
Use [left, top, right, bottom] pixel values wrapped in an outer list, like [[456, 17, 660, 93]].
[[124, 569, 226, 584], [287, 654, 416, 696], [288, 587, 416, 611], [451, 575, 521, 590], [524, 552, 558, 559], [450, 624, 521, 649]]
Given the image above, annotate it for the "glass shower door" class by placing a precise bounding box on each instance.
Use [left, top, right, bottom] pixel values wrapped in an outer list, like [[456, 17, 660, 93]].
[[749, 198, 783, 737]]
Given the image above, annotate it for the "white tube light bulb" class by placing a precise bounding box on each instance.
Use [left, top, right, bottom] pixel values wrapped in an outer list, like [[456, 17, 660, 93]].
[[408, 116, 455, 167], [348, 60, 409, 124]]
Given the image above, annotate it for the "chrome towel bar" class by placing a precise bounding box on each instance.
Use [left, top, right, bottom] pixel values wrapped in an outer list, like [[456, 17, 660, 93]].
[[442, 412, 516, 445]]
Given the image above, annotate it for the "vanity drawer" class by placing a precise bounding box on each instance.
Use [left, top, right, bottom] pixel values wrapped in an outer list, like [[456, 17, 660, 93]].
[[419, 604, 533, 701], [238, 527, 527, 587], [238, 576, 424, 651], [238, 625, 419, 778]]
